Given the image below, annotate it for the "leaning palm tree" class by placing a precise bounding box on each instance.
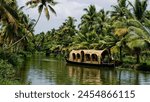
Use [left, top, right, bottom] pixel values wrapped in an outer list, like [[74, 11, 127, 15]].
[[0, 0, 19, 31], [4, 0, 57, 51], [0, 0, 20, 51]]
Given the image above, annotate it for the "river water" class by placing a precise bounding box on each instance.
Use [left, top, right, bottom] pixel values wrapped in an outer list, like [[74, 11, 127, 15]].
[[19, 54, 150, 85]]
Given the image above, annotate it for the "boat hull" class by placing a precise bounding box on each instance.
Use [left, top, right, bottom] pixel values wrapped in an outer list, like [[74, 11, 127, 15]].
[[66, 59, 115, 67]]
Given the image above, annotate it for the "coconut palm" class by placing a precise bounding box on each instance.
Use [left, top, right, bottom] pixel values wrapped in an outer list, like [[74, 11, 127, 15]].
[[79, 5, 97, 34], [1, 8, 35, 52], [111, 18, 150, 63], [17, 9, 36, 51], [0, 0, 20, 51], [26, 0, 57, 28], [52, 16, 77, 51], [0, 0, 18, 26], [129, 0, 148, 21], [95, 9, 110, 35], [125, 19, 150, 63], [3, 0, 57, 51], [111, 0, 131, 20]]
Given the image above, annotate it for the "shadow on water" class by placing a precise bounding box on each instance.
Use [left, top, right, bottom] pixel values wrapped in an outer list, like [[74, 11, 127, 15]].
[[19, 54, 150, 85]]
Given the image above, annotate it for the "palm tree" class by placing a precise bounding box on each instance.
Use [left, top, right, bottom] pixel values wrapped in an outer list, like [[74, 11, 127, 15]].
[[125, 19, 150, 63], [79, 5, 97, 33], [26, 0, 57, 28], [0, 0, 18, 26], [3, 0, 57, 51], [129, 0, 148, 21], [111, 18, 150, 63], [1, 8, 35, 52], [111, 0, 131, 20], [95, 9, 110, 35], [52, 16, 77, 51], [17, 9, 36, 51], [0, 0, 20, 51], [109, 18, 128, 62]]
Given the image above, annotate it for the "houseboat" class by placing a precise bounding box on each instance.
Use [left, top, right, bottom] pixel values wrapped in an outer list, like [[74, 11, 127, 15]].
[[66, 49, 116, 67]]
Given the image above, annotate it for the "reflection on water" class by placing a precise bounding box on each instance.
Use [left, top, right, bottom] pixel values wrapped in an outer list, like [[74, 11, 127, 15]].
[[67, 65, 102, 84], [19, 55, 150, 85]]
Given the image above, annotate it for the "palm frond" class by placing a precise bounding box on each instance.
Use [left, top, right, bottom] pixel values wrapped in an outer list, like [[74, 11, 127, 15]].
[[44, 7, 50, 20], [38, 4, 43, 14], [48, 5, 56, 15], [127, 39, 148, 50]]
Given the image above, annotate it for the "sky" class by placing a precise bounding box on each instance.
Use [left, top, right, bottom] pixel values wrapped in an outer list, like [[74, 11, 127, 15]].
[[17, 0, 149, 34]]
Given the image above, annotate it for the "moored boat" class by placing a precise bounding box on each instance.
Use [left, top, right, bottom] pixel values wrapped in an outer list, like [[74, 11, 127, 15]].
[[66, 49, 117, 67]]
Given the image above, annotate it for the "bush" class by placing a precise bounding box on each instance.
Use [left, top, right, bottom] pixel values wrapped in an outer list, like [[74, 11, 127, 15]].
[[7, 53, 24, 66], [0, 59, 20, 85], [0, 51, 24, 66]]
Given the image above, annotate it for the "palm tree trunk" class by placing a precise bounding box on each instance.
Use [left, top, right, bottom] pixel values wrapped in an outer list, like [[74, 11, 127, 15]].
[[119, 46, 123, 62], [5, 35, 26, 50], [136, 53, 140, 64], [135, 48, 141, 64], [32, 12, 42, 29]]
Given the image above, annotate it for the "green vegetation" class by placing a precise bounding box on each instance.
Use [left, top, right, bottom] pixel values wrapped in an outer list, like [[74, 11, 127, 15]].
[[0, 59, 20, 84], [0, 0, 56, 84], [0, 0, 150, 84], [35, 0, 150, 65]]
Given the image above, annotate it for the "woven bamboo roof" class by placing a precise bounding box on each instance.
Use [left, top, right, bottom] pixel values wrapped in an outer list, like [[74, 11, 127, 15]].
[[70, 49, 107, 57]]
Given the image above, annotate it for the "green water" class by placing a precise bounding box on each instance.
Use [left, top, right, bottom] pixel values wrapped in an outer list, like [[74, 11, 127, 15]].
[[19, 54, 150, 85]]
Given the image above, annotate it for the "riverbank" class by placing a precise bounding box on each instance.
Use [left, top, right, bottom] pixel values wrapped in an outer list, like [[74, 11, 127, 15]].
[[45, 52, 150, 71], [18, 54, 150, 85], [0, 59, 20, 84], [118, 63, 150, 71], [0, 51, 150, 85], [0, 51, 32, 85]]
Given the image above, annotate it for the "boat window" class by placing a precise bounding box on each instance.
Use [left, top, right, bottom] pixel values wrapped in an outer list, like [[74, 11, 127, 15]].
[[92, 54, 98, 61], [85, 54, 91, 61], [72, 53, 76, 60], [77, 53, 80, 59]]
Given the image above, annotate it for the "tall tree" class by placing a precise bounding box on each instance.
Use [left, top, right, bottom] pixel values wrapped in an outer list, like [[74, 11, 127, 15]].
[[111, 0, 131, 20], [0, 0, 19, 30], [125, 19, 150, 63], [26, 0, 57, 28], [79, 5, 97, 34], [129, 0, 148, 21], [0, 0, 20, 51], [3, 0, 57, 51]]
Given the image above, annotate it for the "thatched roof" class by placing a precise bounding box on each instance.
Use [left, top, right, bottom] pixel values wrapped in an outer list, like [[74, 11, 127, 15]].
[[70, 49, 108, 57]]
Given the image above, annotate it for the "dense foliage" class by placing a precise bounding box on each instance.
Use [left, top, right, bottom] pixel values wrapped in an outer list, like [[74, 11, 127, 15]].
[[0, 0, 150, 84], [35, 0, 150, 64]]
